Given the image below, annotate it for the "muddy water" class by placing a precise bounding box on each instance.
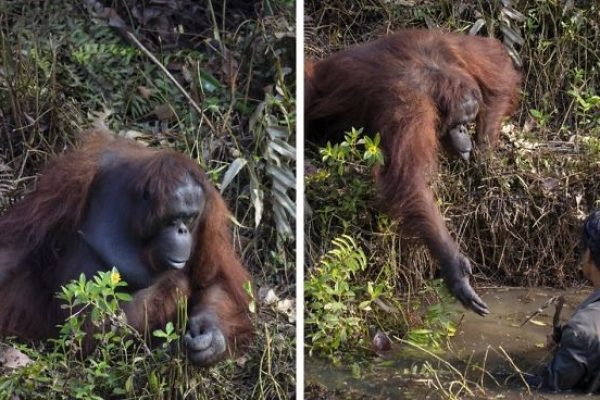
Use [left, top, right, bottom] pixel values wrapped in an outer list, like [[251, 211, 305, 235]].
[[306, 287, 594, 399]]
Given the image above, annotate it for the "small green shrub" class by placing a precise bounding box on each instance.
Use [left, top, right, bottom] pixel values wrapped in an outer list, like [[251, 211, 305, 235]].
[[407, 280, 458, 350], [320, 127, 383, 172], [305, 130, 389, 358], [305, 234, 385, 357], [0, 268, 187, 400], [306, 128, 384, 241]]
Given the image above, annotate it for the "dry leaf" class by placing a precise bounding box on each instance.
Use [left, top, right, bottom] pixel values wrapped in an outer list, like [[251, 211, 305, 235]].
[[530, 319, 547, 327], [153, 104, 176, 121], [276, 298, 295, 323], [137, 86, 153, 99], [0, 347, 31, 369]]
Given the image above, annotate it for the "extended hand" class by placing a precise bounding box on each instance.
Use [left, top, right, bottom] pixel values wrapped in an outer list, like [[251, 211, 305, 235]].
[[441, 254, 489, 316]]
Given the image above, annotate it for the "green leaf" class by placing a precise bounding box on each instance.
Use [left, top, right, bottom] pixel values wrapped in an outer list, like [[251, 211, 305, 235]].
[[358, 300, 372, 310], [198, 68, 222, 93], [115, 292, 132, 301]]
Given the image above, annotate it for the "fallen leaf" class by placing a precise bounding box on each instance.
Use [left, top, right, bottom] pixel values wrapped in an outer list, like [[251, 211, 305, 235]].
[[263, 289, 279, 305], [259, 288, 279, 306], [530, 319, 547, 326], [153, 104, 176, 121], [276, 298, 295, 323], [137, 86, 153, 99], [0, 347, 31, 369], [235, 355, 248, 367]]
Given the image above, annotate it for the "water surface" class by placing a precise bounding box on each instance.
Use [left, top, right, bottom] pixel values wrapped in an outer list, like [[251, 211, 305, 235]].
[[306, 287, 593, 399]]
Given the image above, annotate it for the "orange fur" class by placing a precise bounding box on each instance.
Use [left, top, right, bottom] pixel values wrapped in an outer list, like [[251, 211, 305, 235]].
[[0, 130, 252, 355], [306, 29, 520, 277]]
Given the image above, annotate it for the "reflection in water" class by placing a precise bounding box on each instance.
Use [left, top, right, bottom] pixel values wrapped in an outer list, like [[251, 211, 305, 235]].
[[306, 287, 593, 399]]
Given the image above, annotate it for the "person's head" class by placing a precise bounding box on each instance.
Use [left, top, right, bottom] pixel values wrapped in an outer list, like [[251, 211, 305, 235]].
[[580, 210, 600, 286]]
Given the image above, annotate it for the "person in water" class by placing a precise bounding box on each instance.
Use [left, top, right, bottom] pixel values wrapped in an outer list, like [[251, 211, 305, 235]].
[[542, 210, 600, 392]]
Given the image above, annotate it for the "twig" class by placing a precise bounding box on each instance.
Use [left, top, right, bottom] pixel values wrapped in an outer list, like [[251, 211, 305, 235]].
[[398, 338, 476, 397], [552, 295, 565, 329], [520, 295, 562, 327], [498, 346, 531, 394]]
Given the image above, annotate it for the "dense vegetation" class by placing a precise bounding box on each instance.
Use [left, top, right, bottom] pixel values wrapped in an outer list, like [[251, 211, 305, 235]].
[[0, 1, 295, 398]]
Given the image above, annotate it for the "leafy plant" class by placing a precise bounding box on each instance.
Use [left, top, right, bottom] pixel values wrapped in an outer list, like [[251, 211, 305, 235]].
[[305, 235, 385, 357], [568, 82, 600, 130], [306, 128, 385, 244], [250, 82, 296, 242], [529, 108, 554, 127], [320, 127, 383, 174], [407, 280, 459, 350], [0, 268, 187, 399], [306, 130, 392, 358]]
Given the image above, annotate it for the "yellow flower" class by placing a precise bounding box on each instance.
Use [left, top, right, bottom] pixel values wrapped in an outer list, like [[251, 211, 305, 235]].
[[368, 144, 378, 155], [110, 271, 121, 285]]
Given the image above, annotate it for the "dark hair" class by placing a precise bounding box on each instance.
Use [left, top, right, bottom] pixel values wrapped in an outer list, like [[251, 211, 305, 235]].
[[581, 210, 600, 269]]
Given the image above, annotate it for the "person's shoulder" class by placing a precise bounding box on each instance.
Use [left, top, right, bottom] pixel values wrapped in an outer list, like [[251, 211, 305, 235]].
[[566, 299, 600, 342], [580, 288, 600, 308]]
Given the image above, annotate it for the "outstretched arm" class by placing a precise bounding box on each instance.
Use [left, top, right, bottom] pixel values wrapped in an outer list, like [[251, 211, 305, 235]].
[[374, 92, 488, 315]]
